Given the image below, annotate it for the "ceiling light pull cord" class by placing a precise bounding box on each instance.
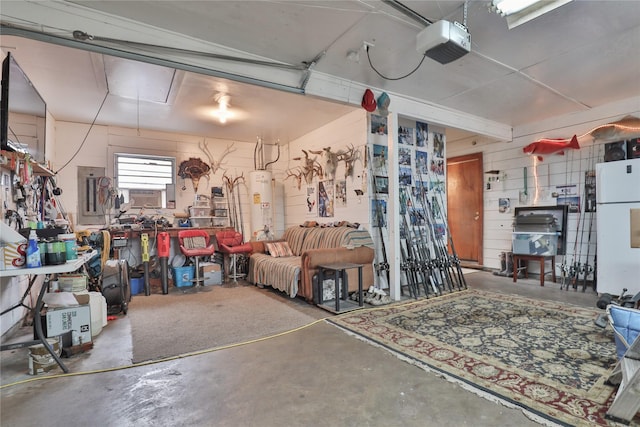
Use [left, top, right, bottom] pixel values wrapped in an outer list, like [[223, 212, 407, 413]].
[[366, 45, 428, 81]]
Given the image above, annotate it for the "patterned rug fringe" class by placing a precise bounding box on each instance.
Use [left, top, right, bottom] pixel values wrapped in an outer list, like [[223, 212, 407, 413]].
[[328, 322, 563, 427]]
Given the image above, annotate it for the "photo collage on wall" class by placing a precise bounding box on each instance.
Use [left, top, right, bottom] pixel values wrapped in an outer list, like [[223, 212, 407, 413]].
[[370, 115, 389, 228], [368, 115, 448, 288], [397, 119, 447, 242], [368, 114, 449, 289]]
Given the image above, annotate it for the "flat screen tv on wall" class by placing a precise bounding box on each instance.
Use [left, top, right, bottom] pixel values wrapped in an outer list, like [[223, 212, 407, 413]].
[[1, 52, 47, 165]]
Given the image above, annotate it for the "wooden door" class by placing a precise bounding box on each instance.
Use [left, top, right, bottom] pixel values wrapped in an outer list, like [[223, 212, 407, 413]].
[[446, 153, 483, 264]]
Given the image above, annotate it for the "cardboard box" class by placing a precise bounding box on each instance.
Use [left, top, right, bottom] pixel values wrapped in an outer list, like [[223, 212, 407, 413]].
[[44, 305, 92, 345], [200, 262, 221, 273], [512, 232, 558, 256], [203, 270, 223, 286]]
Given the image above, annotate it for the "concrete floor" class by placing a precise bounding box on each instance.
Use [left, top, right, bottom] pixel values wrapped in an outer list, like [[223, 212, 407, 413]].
[[1, 270, 602, 427]]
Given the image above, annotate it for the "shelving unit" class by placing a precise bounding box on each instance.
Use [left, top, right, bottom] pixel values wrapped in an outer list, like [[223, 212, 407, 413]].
[[212, 197, 228, 228], [1, 150, 54, 177]]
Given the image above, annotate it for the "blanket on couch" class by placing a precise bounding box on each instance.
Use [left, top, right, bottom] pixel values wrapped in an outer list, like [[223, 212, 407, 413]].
[[250, 254, 301, 297], [248, 226, 374, 298]]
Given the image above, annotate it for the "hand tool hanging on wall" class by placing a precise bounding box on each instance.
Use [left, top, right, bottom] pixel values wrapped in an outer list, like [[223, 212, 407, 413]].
[[141, 233, 151, 296]]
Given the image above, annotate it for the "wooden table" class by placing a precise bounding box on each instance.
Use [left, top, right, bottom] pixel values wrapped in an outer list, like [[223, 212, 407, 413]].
[[512, 254, 556, 286]]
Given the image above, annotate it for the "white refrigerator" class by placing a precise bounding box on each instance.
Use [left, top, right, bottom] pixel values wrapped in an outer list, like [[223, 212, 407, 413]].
[[596, 158, 640, 295]]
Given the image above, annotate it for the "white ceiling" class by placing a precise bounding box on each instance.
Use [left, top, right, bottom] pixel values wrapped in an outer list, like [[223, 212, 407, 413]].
[[1, 1, 639, 145]]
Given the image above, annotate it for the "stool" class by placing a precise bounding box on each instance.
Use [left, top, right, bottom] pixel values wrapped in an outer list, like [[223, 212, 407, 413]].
[[512, 254, 556, 286], [178, 230, 216, 291], [215, 230, 252, 284], [317, 262, 363, 313]]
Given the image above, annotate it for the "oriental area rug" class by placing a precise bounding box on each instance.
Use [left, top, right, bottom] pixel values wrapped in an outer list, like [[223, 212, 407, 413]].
[[328, 289, 627, 427]]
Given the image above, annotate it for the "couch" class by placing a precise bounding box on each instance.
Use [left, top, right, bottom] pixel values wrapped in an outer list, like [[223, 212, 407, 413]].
[[248, 225, 375, 302]]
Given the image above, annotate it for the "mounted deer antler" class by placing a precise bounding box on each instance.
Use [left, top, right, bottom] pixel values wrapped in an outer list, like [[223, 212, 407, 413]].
[[292, 150, 323, 184], [337, 144, 360, 178], [318, 147, 339, 179], [285, 168, 304, 190], [200, 141, 236, 174]]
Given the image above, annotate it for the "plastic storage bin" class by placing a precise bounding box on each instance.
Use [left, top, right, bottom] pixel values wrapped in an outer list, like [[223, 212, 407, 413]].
[[189, 207, 211, 217], [512, 232, 558, 256], [172, 265, 195, 287], [130, 275, 144, 295], [189, 217, 213, 227]]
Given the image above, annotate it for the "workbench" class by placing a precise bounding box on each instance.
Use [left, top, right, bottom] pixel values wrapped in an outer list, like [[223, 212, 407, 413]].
[[109, 226, 229, 240]]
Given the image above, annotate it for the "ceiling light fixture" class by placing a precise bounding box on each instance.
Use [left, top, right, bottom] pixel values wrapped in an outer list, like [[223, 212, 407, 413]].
[[212, 93, 232, 124], [490, 0, 572, 29]]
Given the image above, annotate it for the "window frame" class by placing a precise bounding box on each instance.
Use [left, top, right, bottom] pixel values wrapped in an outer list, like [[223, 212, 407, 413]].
[[114, 152, 176, 209]]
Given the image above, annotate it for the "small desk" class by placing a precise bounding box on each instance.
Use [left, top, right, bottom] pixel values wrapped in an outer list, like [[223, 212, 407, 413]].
[[0, 250, 97, 373], [512, 254, 556, 287], [317, 262, 363, 314]]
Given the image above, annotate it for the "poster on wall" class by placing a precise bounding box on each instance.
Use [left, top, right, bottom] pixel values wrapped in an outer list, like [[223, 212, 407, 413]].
[[416, 121, 428, 147], [370, 114, 388, 135], [399, 146, 412, 166], [584, 171, 596, 212], [335, 180, 347, 207], [557, 195, 580, 213], [371, 198, 387, 227], [430, 158, 445, 175], [399, 126, 414, 145], [306, 185, 317, 217], [415, 150, 429, 174], [429, 179, 445, 193], [499, 198, 511, 213], [372, 144, 388, 176], [374, 176, 389, 194], [433, 132, 445, 159], [555, 184, 580, 213], [318, 179, 334, 217], [433, 223, 446, 238], [399, 167, 412, 186]]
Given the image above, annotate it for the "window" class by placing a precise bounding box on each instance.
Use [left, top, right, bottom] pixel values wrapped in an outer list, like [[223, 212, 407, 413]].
[[115, 153, 175, 208]]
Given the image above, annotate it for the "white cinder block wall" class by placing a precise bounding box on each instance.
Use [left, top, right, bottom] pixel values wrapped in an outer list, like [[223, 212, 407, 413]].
[[447, 96, 640, 277]]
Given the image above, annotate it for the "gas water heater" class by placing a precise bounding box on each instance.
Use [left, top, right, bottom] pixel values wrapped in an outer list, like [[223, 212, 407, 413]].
[[249, 170, 273, 240]]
